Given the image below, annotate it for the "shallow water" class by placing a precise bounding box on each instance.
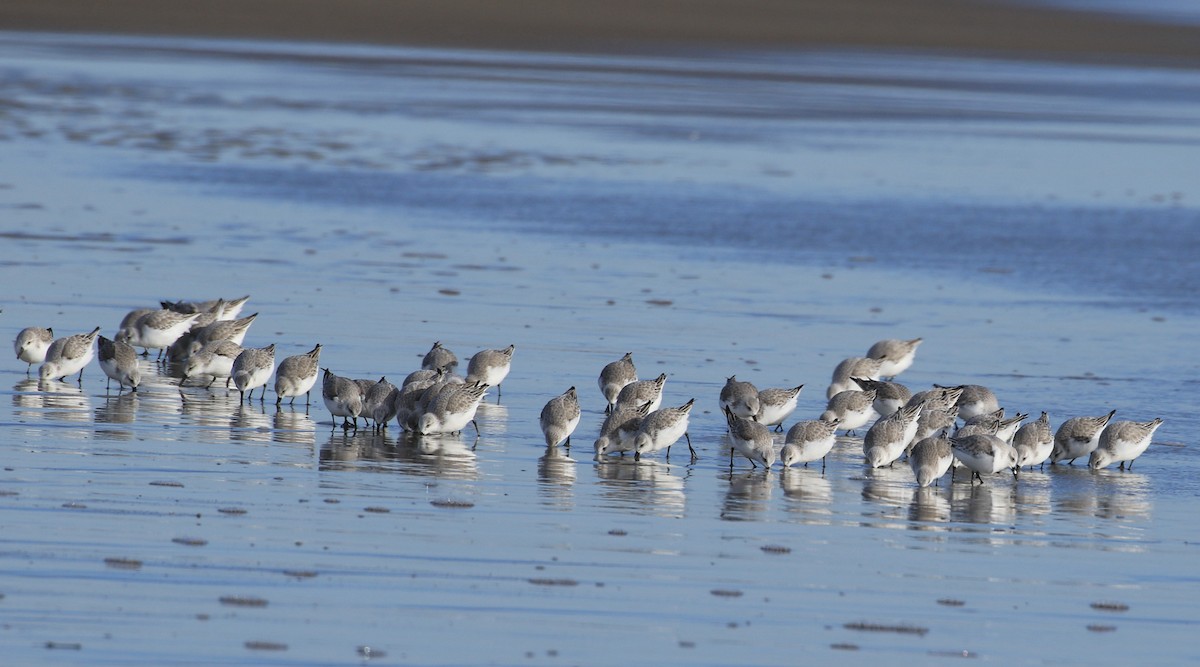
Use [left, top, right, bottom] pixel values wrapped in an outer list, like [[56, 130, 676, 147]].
[[1, 33, 1199, 665]]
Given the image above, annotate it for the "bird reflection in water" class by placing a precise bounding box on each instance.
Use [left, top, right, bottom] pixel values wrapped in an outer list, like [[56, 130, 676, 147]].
[[537, 444, 576, 510], [720, 469, 773, 521], [319, 431, 479, 480], [593, 459, 686, 518]]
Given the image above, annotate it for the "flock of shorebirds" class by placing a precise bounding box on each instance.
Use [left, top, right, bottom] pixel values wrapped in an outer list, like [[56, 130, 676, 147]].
[[14, 297, 1164, 486]]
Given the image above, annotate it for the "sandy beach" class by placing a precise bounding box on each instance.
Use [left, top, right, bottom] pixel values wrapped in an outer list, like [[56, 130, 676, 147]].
[[5, 0, 1200, 62]]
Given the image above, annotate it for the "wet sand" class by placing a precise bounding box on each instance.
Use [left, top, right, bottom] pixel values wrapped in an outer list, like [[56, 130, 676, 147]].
[[5, 0, 1200, 63], [1, 14, 1198, 667]]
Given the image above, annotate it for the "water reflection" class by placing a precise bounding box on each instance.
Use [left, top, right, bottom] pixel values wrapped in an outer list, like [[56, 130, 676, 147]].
[[1053, 467, 1152, 522], [861, 466, 912, 508], [720, 469, 773, 521], [13, 379, 92, 424], [779, 468, 833, 521], [950, 481, 1017, 526], [537, 445, 576, 510], [93, 391, 138, 441], [908, 486, 951, 526], [317, 431, 479, 479], [475, 402, 509, 437], [230, 404, 274, 444], [179, 387, 243, 431], [592, 459, 686, 518], [273, 408, 317, 447]]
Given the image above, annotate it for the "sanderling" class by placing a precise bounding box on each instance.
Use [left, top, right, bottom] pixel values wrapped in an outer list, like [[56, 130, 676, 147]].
[[906, 385, 965, 413], [419, 380, 490, 436], [863, 401, 923, 468], [909, 430, 953, 487], [97, 334, 141, 392], [406, 376, 466, 431], [781, 416, 839, 470], [182, 340, 242, 389], [820, 388, 877, 435], [39, 327, 100, 383], [756, 385, 804, 432], [231, 343, 275, 403], [402, 366, 447, 387], [186, 312, 258, 357], [913, 405, 959, 445], [394, 371, 451, 431], [466, 345, 514, 397], [14, 326, 54, 373], [594, 401, 652, 459], [1051, 409, 1116, 465], [951, 433, 1018, 483], [954, 408, 1005, 438], [719, 375, 760, 419], [1089, 418, 1163, 470], [615, 372, 667, 412], [119, 310, 202, 360], [633, 398, 696, 461], [540, 386, 581, 448], [422, 341, 458, 373], [364, 377, 399, 431], [725, 407, 776, 469], [118, 307, 156, 333], [943, 384, 1000, 421], [851, 377, 912, 417], [161, 295, 249, 320], [322, 367, 364, 430], [274, 343, 322, 406], [866, 337, 922, 378], [1013, 411, 1053, 469], [827, 356, 885, 399], [598, 352, 638, 414]]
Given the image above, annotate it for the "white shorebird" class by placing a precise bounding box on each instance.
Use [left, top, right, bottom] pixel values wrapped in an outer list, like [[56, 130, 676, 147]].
[[183, 340, 242, 389], [186, 312, 258, 357], [594, 401, 652, 459], [97, 334, 141, 392], [827, 356, 885, 399], [274, 343, 322, 406], [1089, 418, 1164, 470], [951, 433, 1018, 484], [821, 388, 877, 435], [851, 377, 912, 417], [909, 430, 953, 487], [422, 341, 458, 373], [1013, 411, 1053, 469], [725, 407, 776, 469], [720, 375, 760, 419], [863, 401, 923, 468], [946, 384, 1000, 421], [540, 386, 581, 448], [466, 344, 514, 397], [633, 398, 696, 461], [598, 352, 637, 414], [781, 416, 839, 471], [756, 384, 804, 432], [322, 367, 363, 430], [39, 327, 100, 383], [866, 337, 922, 378], [364, 377, 399, 432], [615, 372, 666, 413], [1051, 410, 1116, 465], [118, 310, 201, 360], [15, 326, 54, 374], [231, 343, 275, 403], [419, 380, 490, 436]]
